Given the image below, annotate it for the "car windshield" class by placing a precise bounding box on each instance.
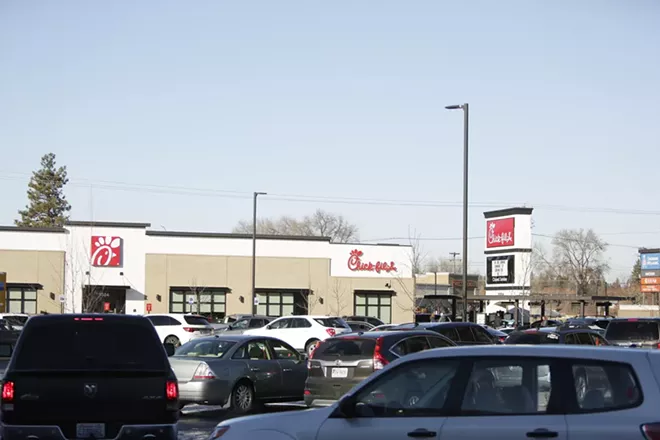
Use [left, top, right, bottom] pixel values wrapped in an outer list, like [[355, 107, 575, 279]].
[[174, 339, 235, 358], [314, 337, 376, 359], [184, 315, 211, 326], [504, 331, 560, 344], [606, 321, 659, 341], [314, 317, 349, 328], [14, 318, 168, 371]]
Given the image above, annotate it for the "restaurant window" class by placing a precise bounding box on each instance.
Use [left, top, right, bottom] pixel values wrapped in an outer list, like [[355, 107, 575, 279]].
[[354, 292, 391, 324], [8, 287, 37, 315], [255, 291, 295, 317], [169, 287, 227, 320]]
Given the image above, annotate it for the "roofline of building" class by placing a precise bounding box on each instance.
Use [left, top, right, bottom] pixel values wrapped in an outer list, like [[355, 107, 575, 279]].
[[66, 221, 152, 229], [639, 248, 660, 254], [0, 226, 67, 233], [483, 207, 534, 219], [146, 230, 332, 242]]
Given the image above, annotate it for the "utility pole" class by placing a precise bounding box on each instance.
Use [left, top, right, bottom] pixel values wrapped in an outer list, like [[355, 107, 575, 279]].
[[251, 192, 267, 312], [449, 252, 460, 274]]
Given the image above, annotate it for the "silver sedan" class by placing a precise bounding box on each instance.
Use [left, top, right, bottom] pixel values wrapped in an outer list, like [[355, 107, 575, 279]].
[[168, 334, 308, 414]]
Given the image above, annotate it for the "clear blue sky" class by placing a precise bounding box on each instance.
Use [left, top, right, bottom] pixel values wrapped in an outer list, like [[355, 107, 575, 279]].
[[1, 0, 659, 280]]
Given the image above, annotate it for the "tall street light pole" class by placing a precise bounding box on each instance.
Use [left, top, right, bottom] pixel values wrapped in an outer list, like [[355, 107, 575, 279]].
[[252, 192, 267, 311], [445, 103, 469, 322]]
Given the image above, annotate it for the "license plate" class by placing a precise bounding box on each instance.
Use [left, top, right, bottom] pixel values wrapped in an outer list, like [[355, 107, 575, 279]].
[[331, 367, 348, 378], [76, 423, 105, 439]]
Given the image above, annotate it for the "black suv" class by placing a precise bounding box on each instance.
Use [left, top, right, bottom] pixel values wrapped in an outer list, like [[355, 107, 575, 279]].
[[1, 314, 180, 440], [304, 330, 455, 407], [388, 322, 496, 345], [504, 328, 609, 345], [604, 318, 660, 348]]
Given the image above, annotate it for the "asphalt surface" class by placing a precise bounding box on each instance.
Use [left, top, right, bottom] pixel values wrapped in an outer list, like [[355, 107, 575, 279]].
[[178, 403, 308, 440]]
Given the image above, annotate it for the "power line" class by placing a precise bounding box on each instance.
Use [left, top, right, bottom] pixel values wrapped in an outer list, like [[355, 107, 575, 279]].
[[3, 170, 660, 216]]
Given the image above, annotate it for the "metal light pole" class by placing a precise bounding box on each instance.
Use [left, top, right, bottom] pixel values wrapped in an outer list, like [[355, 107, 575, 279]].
[[449, 252, 460, 274], [445, 103, 469, 322], [252, 192, 267, 311]]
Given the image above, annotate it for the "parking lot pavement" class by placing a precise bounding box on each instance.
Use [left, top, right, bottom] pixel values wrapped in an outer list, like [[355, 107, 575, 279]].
[[178, 402, 308, 440]]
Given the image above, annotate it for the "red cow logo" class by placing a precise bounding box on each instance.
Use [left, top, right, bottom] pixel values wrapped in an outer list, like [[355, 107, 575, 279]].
[[91, 236, 122, 267]]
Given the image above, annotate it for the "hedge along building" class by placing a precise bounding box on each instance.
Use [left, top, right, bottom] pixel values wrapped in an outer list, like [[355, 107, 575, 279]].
[[0, 221, 415, 323]]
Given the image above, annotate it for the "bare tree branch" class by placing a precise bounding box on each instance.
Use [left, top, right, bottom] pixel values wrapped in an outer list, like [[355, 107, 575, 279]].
[[232, 209, 359, 243], [327, 279, 348, 316], [551, 229, 609, 296]]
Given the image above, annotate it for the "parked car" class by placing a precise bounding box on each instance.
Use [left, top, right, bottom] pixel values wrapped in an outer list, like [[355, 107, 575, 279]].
[[345, 320, 375, 332], [168, 334, 307, 413], [369, 324, 398, 332], [304, 330, 456, 407], [218, 315, 275, 335], [146, 313, 214, 346], [207, 314, 261, 331], [0, 329, 19, 379], [505, 328, 610, 346], [604, 318, 660, 348], [388, 322, 495, 346], [1, 314, 179, 440], [530, 319, 564, 329], [0, 313, 29, 331], [210, 345, 658, 439], [481, 325, 509, 343], [343, 315, 385, 327], [244, 315, 352, 355]]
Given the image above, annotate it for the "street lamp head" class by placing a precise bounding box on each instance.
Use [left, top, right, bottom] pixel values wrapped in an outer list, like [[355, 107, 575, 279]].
[[445, 104, 463, 110], [254, 191, 267, 196]]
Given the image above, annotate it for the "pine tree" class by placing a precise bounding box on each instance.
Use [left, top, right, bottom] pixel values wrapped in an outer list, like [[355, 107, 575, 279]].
[[631, 258, 641, 285], [15, 153, 71, 228]]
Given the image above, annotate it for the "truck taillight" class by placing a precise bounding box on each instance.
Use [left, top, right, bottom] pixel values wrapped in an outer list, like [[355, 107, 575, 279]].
[[373, 337, 389, 370], [193, 362, 216, 380], [326, 328, 336, 337], [2, 381, 14, 402]]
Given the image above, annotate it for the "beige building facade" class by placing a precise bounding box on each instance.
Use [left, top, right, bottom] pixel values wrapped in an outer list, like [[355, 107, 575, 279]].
[[0, 222, 415, 324]]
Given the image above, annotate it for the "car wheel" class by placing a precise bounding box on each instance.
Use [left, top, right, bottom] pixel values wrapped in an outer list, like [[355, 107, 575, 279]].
[[164, 335, 180, 347], [305, 339, 320, 356], [231, 381, 256, 414]]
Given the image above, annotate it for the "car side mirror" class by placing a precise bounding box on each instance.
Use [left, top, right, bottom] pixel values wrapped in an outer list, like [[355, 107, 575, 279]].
[[163, 343, 175, 357], [335, 396, 357, 418], [266, 324, 272, 330]]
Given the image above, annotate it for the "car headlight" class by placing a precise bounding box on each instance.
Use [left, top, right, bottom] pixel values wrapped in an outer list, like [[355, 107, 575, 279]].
[[210, 426, 230, 439]]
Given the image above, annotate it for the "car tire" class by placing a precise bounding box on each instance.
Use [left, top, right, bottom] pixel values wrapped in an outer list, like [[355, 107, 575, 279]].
[[305, 339, 320, 357], [164, 335, 181, 347], [231, 380, 256, 415]]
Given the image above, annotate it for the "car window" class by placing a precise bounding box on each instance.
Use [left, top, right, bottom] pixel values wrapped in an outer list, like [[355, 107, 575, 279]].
[[577, 332, 594, 345], [0, 342, 13, 357], [455, 326, 476, 342], [314, 317, 349, 328], [390, 336, 431, 357], [461, 359, 554, 414], [268, 339, 300, 360], [366, 317, 383, 327], [293, 318, 312, 328], [166, 316, 181, 325], [314, 338, 376, 360], [184, 315, 210, 326], [591, 334, 608, 346], [173, 339, 235, 358], [146, 315, 169, 326], [249, 319, 265, 328], [435, 327, 459, 341], [270, 318, 291, 329], [571, 361, 641, 412], [231, 319, 250, 330], [471, 326, 493, 343], [14, 318, 167, 370], [564, 333, 579, 344], [427, 336, 453, 348], [232, 340, 271, 360], [606, 321, 660, 341], [352, 359, 461, 417]]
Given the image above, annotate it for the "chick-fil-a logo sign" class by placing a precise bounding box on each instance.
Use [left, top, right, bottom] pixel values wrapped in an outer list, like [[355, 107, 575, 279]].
[[347, 249, 398, 274], [486, 217, 515, 248], [91, 236, 122, 267]]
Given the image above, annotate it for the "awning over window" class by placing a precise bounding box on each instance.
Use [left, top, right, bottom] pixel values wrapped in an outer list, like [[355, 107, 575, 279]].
[[6, 283, 43, 290]]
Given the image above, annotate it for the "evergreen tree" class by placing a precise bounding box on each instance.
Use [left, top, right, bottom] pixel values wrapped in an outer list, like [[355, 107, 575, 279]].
[[15, 153, 71, 228], [631, 258, 641, 285]]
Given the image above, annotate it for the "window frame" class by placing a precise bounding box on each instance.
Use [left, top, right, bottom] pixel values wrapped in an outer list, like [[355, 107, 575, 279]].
[[168, 287, 228, 318], [266, 338, 302, 361], [7, 287, 37, 315], [353, 293, 392, 325]]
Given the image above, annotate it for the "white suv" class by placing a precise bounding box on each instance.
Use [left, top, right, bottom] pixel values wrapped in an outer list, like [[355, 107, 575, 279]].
[[145, 313, 213, 346], [244, 315, 351, 355]]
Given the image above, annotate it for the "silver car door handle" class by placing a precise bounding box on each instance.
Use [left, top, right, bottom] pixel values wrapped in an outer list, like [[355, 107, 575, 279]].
[[251, 367, 260, 372], [283, 368, 292, 372]]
